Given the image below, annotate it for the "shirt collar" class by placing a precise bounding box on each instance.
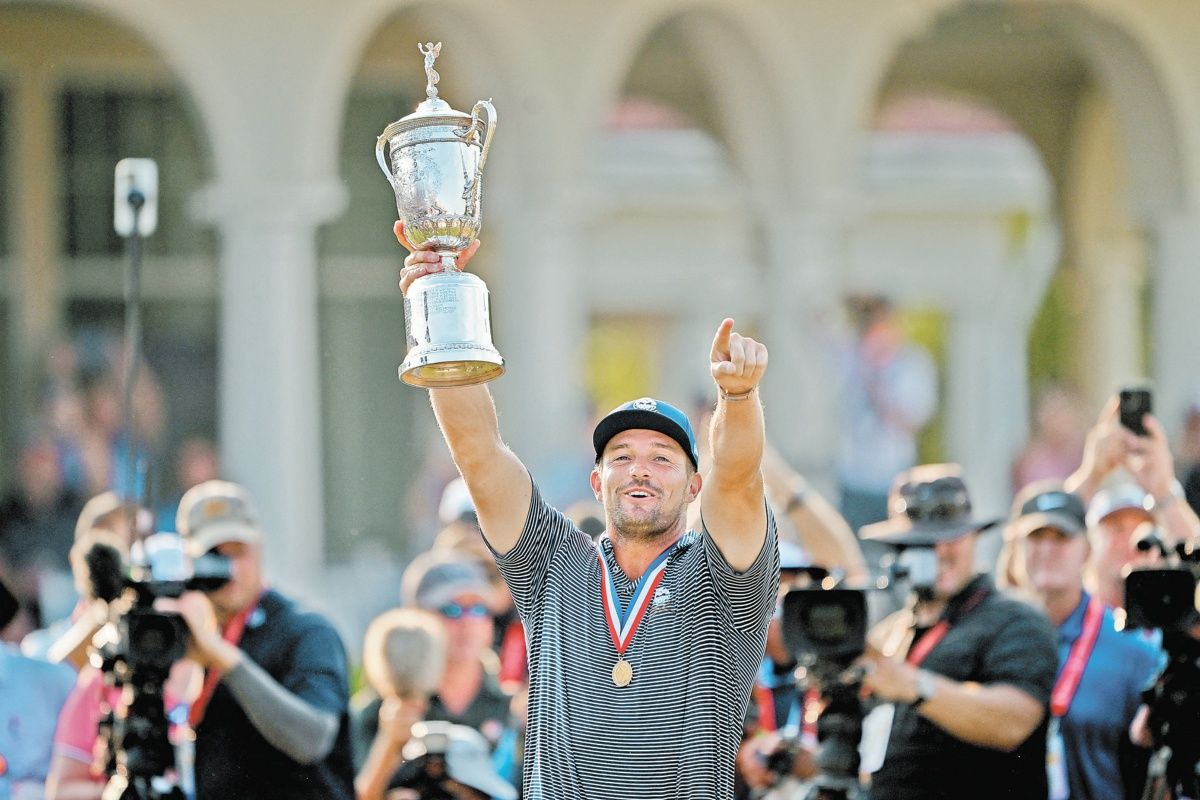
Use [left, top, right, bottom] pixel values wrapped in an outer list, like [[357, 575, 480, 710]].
[[599, 531, 695, 586], [1056, 590, 1091, 642], [942, 573, 993, 621]]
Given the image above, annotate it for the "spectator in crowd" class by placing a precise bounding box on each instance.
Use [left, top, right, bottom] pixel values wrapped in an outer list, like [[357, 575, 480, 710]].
[[0, 430, 84, 626], [836, 296, 937, 535], [1012, 383, 1087, 492], [1008, 482, 1161, 800], [858, 465, 1058, 800], [169, 480, 355, 800], [354, 608, 446, 800], [0, 574, 75, 800], [1082, 485, 1156, 610], [44, 494, 157, 800], [155, 436, 220, 532], [399, 219, 778, 800], [401, 553, 513, 747]]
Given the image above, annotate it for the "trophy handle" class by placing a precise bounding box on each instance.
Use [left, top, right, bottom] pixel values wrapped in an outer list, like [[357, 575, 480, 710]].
[[460, 100, 497, 201], [376, 120, 404, 181]]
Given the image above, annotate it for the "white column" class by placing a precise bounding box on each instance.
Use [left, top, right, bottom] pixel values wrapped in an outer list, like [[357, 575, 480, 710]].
[[488, 187, 587, 482], [1077, 232, 1147, 408], [763, 205, 844, 488], [9, 65, 62, 418], [195, 179, 347, 599], [944, 312, 1029, 522], [1151, 209, 1200, 434]]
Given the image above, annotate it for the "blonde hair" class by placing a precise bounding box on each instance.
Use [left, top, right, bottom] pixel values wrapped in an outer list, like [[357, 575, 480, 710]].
[[362, 608, 446, 700]]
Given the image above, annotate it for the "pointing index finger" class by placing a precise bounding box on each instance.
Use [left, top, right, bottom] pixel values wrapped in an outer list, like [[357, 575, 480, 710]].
[[711, 318, 735, 361]]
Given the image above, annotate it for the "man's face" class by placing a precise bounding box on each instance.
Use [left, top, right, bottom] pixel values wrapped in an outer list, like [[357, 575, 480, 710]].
[[1093, 508, 1154, 584], [434, 590, 493, 664], [932, 531, 977, 599], [590, 429, 700, 542], [206, 540, 263, 619], [1021, 527, 1088, 595]]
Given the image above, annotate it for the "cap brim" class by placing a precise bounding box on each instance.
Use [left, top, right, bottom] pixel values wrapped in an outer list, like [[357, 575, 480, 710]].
[[186, 521, 261, 556], [593, 409, 697, 469], [860, 516, 997, 546], [417, 579, 492, 611], [1008, 511, 1086, 540]]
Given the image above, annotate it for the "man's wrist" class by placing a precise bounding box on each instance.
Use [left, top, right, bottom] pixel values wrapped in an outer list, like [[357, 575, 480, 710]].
[[720, 386, 757, 402], [1152, 479, 1185, 511], [910, 669, 938, 708], [210, 639, 244, 672]]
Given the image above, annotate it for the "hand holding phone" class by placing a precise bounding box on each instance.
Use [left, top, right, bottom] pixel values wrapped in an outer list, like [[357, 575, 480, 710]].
[[1118, 385, 1153, 437]]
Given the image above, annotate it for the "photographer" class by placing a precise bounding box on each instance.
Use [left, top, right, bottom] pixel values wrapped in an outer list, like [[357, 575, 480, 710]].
[[859, 465, 1058, 800], [170, 480, 355, 800]]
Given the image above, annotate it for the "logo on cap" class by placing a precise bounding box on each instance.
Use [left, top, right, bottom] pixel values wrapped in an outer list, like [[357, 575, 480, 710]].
[[202, 499, 230, 519], [633, 398, 657, 412]]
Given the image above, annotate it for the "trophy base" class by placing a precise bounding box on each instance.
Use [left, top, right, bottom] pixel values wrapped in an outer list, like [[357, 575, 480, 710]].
[[399, 352, 504, 388]]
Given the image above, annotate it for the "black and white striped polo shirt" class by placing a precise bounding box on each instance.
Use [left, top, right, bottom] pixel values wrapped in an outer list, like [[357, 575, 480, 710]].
[[493, 482, 779, 799]]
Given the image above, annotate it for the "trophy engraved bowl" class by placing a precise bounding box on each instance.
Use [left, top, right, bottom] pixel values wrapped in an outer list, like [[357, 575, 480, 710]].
[[377, 42, 502, 387]]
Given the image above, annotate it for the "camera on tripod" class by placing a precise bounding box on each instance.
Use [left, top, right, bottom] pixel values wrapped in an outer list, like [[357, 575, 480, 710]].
[[89, 531, 231, 800], [769, 568, 871, 800], [1118, 529, 1200, 800]]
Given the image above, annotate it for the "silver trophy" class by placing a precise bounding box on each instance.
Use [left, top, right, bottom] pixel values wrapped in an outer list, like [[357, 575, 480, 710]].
[[377, 42, 500, 387]]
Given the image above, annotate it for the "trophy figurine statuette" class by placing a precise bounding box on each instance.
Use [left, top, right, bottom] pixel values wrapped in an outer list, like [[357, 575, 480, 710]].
[[376, 41, 501, 387]]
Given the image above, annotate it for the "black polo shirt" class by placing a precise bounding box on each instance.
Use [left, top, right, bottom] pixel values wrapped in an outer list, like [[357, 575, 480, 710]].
[[870, 575, 1058, 800], [195, 589, 355, 800]]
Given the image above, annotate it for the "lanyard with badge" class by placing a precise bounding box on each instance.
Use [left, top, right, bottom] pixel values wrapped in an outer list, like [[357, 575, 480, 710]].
[[1046, 596, 1104, 800], [859, 585, 992, 775]]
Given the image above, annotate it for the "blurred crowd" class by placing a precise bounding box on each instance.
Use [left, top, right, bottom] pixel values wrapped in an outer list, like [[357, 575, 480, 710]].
[[1, 298, 1199, 800]]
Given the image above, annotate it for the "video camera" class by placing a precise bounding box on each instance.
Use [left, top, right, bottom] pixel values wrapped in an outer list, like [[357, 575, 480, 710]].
[[770, 568, 871, 800], [87, 531, 231, 800], [1120, 531, 1200, 800]]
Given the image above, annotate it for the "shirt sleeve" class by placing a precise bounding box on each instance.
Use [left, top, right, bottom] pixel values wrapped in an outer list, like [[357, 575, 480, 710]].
[[976, 603, 1058, 704], [702, 506, 780, 633], [490, 479, 588, 622], [52, 667, 104, 768], [277, 618, 351, 716]]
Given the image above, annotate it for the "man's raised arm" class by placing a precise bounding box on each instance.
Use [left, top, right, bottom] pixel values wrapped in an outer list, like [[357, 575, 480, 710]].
[[398, 223, 531, 554], [700, 318, 769, 571]]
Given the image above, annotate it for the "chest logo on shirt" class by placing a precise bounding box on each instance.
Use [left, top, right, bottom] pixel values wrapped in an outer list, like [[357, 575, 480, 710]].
[[650, 586, 672, 613]]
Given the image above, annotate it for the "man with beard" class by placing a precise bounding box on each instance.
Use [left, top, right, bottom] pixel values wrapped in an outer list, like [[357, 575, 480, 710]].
[[858, 465, 1058, 800], [397, 227, 780, 800]]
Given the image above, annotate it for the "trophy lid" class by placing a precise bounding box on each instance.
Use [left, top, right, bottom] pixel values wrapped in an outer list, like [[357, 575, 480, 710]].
[[398, 42, 473, 127]]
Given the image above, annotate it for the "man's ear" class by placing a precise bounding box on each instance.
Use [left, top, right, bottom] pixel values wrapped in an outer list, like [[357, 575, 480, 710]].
[[590, 466, 602, 501], [687, 471, 703, 503]]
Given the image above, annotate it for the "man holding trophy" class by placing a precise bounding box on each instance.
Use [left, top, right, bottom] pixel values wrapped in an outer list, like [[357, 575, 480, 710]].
[[382, 43, 779, 798]]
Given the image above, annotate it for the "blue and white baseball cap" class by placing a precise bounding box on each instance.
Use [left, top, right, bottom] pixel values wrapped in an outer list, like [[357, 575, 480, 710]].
[[592, 397, 699, 469]]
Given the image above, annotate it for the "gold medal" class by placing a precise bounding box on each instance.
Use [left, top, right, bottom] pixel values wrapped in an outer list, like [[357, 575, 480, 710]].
[[611, 658, 633, 687]]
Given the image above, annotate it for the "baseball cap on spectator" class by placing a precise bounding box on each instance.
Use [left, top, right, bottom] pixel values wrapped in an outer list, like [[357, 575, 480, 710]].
[[398, 721, 517, 799], [1085, 484, 1152, 529], [74, 491, 136, 541], [401, 552, 492, 611], [176, 480, 263, 556], [438, 477, 477, 527], [593, 397, 699, 470], [779, 540, 808, 571], [1007, 482, 1087, 540]]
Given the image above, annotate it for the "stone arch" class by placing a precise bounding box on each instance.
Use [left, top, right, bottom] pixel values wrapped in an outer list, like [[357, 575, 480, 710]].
[[571, 0, 810, 212], [836, 0, 1195, 215]]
